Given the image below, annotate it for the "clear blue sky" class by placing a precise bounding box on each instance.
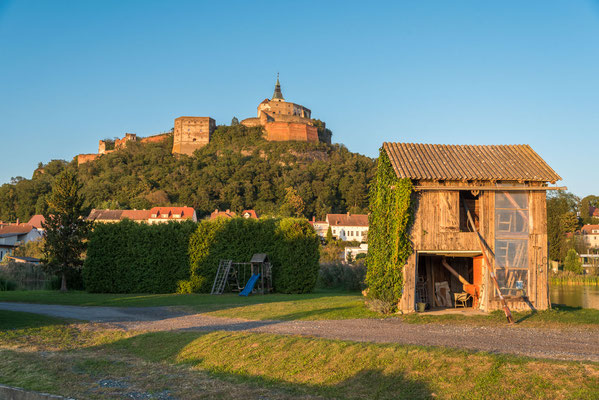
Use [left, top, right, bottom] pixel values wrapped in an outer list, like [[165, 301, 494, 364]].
[[1, 1, 598, 197]]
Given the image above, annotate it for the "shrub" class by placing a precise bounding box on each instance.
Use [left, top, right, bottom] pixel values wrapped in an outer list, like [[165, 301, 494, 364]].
[[365, 298, 395, 314], [182, 218, 320, 294], [563, 248, 583, 274], [83, 220, 197, 293], [318, 262, 367, 291], [0, 277, 17, 291], [0, 262, 50, 290]]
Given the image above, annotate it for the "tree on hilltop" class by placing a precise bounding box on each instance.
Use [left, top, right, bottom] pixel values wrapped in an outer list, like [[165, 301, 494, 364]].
[[42, 170, 91, 291]]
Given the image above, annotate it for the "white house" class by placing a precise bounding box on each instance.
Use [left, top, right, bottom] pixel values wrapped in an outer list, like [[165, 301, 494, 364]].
[[0, 224, 44, 261], [581, 225, 599, 250], [148, 207, 197, 224], [326, 213, 369, 242]]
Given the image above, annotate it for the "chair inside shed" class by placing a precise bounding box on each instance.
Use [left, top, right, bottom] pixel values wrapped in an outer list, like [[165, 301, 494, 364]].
[[416, 254, 483, 310]]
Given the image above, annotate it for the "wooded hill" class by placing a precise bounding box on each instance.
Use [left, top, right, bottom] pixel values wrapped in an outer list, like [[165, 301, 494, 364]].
[[0, 125, 375, 221]]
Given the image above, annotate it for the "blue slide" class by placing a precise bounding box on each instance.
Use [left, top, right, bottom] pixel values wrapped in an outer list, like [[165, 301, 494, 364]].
[[239, 274, 260, 296]]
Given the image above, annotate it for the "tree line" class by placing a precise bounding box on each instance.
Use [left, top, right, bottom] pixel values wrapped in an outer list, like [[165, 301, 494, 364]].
[[0, 125, 375, 222]]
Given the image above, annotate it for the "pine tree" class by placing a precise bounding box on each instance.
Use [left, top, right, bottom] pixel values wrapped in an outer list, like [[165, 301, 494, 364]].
[[42, 170, 91, 291], [326, 226, 334, 243]]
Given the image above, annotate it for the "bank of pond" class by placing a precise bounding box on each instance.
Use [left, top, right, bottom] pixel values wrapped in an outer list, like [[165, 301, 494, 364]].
[[550, 283, 599, 310]]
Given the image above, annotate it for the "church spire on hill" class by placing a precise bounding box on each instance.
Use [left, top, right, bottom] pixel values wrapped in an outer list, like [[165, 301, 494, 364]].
[[272, 73, 284, 100]]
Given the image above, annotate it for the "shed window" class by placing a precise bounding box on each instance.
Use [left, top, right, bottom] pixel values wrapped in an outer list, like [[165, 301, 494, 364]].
[[495, 191, 529, 296]]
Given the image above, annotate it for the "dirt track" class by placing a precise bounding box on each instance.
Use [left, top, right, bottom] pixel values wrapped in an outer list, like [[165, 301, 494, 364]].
[[1, 302, 598, 362]]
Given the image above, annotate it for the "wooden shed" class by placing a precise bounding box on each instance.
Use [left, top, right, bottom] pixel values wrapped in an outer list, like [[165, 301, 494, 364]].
[[382, 143, 563, 313]]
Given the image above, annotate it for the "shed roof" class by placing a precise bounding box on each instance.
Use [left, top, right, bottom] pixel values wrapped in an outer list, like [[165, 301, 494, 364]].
[[250, 253, 269, 263], [383, 143, 561, 183]]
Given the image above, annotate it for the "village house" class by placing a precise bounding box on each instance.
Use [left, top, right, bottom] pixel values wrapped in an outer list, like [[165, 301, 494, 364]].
[[579, 253, 599, 274], [0, 220, 44, 261], [326, 213, 369, 242], [88, 207, 197, 224], [241, 210, 259, 219], [380, 142, 562, 313], [209, 209, 258, 220], [309, 217, 330, 238], [580, 224, 599, 250], [148, 207, 197, 224]]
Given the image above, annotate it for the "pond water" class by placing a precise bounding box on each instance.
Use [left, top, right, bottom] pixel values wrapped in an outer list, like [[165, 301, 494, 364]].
[[549, 284, 599, 309]]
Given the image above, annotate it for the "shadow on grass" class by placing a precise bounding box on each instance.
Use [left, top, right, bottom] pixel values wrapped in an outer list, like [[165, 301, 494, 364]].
[[0, 310, 69, 331], [100, 331, 434, 400]]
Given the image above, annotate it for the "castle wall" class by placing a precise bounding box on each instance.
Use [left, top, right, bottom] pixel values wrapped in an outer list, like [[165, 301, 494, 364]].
[[264, 122, 319, 142], [77, 154, 100, 165], [172, 117, 215, 155], [258, 100, 311, 119], [141, 133, 170, 144], [115, 133, 137, 149]]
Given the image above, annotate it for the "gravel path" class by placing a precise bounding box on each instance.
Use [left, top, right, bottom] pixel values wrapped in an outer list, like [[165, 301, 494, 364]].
[[2, 302, 598, 362]]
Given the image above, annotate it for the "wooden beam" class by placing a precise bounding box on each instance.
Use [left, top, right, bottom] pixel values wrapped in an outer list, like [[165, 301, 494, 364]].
[[441, 257, 471, 286], [462, 199, 515, 324]]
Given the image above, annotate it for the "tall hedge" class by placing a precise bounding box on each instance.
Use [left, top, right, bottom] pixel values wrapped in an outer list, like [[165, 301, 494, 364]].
[[83, 220, 196, 293], [366, 148, 414, 307], [180, 217, 320, 294]]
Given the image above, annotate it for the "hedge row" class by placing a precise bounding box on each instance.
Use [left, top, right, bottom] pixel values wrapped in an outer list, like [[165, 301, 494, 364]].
[[180, 218, 320, 294], [83, 218, 320, 294], [83, 220, 197, 293]]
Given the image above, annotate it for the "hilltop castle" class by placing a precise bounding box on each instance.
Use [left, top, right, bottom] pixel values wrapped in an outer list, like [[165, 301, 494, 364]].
[[241, 76, 320, 142], [77, 77, 324, 165]]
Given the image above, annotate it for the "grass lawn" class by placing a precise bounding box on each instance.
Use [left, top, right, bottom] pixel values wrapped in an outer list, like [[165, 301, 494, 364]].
[[0, 310, 598, 399], [2, 290, 599, 327], [0, 289, 381, 320]]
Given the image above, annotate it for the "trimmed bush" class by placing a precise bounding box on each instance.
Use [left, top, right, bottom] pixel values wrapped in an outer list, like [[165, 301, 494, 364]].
[[83, 220, 196, 293], [181, 218, 320, 294]]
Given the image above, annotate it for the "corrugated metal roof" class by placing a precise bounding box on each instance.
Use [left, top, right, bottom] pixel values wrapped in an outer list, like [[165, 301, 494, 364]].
[[383, 143, 561, 182]]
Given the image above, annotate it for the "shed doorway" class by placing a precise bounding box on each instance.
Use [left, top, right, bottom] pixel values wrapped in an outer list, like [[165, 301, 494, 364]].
[[415, 253, 483, 311]]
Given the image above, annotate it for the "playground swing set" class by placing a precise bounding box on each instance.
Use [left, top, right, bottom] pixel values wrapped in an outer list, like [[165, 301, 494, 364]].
[[210, 253, 273, 296]]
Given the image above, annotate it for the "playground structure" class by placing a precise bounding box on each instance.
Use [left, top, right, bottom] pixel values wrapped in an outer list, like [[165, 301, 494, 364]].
[[210, 253, 273, 296]]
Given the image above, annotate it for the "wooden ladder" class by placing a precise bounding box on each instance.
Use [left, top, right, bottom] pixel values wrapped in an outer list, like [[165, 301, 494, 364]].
[[211, 260, 233, 295]]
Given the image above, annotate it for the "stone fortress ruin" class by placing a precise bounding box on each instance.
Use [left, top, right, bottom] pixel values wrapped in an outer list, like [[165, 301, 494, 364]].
[[77, 76, 327, 165]]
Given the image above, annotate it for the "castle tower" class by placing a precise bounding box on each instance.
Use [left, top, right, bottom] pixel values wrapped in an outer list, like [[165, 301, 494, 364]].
[[172, 116, 216, 156], [272, 73, 284, 101]]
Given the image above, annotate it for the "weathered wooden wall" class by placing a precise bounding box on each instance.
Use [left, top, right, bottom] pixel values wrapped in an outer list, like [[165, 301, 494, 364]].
[[400, 180, 549, 313]]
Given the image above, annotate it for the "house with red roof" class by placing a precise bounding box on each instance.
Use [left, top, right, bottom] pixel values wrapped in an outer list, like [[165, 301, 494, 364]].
[[210, 209, 237, 219], [148, 207, 197, 224], [0, 223, 44, 261], [581, 224, 599, 249], [325, 213, 369, 242], [87, 207, 197, 224], [27, 215, 46, 230], [88, 209, 152, 223], [241, 210, 259, 219]]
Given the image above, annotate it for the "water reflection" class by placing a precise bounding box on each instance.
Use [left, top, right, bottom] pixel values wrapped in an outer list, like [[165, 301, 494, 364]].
[[549, 284, 599, 309]]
